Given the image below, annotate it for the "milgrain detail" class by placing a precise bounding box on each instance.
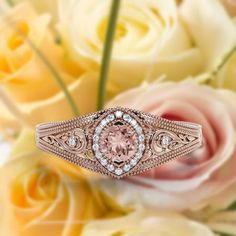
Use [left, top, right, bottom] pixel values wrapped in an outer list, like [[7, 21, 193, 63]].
[[36, 107, 202, 179]]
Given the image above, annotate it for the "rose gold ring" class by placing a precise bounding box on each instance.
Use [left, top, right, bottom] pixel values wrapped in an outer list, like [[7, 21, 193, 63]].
[[36, 107, 202, 178]]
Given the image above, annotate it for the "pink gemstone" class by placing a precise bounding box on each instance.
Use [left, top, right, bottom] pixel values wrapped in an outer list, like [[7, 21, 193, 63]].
[[100, 124, 137, 162]]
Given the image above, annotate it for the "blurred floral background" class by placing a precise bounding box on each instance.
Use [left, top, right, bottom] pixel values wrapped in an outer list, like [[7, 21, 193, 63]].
[[0, 0, 236, 235]]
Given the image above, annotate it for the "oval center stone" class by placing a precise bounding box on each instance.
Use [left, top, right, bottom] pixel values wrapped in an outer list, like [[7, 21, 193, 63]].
[[100, 123, 138, 162]]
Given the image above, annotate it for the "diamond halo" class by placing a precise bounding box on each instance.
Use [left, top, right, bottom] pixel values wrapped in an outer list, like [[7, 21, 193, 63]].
[[92, 110, 145, 177]]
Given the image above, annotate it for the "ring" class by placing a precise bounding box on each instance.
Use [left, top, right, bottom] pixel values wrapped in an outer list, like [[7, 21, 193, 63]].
[[36, 107, 202, 178]]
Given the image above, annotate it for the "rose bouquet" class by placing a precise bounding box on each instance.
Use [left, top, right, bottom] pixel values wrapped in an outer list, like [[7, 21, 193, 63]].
[[0, 0, 236, 235]]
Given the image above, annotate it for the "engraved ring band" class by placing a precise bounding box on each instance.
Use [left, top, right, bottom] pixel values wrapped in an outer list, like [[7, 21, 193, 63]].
[[36, 107, 203, 179]]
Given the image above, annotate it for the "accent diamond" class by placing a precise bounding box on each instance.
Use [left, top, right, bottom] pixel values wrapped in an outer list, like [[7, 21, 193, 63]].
[[131, 119, 137, 126], [130, 158, 137, 166], [115, 168, 123, 175], [107, 114, 115, 121], [68, 136, 76, 147], [123, 114, 131, 122], [115, 110, 123, 118], [93, 135, 99, 142], [139, 143, 145, 151], [136, 126, 143, 134], [95, 126, 102, 134], [136, 152, 142, 159], [95, 152, 102, 159], [139, 134, 145, 142], [123, 164, 131, 172], [162, 136, 170, 145], [101, 119, 107, 126], [108, 164, 114, 172], [101, 159, 107, 166], [92, 144, 99, 151]]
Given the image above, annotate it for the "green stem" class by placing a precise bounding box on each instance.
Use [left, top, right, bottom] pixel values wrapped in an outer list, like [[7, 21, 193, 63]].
[[97, 0, 121, 110], [212, 45, 236, 76]]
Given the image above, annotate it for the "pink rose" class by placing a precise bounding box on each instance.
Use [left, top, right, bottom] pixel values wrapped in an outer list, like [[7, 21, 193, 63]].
[[98, 81, 236, 210]]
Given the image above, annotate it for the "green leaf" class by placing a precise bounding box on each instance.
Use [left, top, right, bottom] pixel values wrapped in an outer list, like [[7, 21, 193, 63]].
[[226, 201, 236, 211], [216, 233, 234, 236], [97, 0, 121, 110], [6, 0, 14, 6]]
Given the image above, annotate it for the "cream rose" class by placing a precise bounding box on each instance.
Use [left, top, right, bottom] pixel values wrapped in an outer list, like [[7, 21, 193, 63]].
[[81, 209, 214, 236], [58, 0, 236, 94], [209, 49, 236, 92], [181, 0, 236, 92], [182, 182, 236, 235], [91, 80, 236, 210], [58, 0, 202, 92], [0, 130, 127, 236]]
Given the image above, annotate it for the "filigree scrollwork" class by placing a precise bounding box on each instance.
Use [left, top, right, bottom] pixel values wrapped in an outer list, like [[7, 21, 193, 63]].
[[151, 129, 197, 155], [42, 128, 87, 154]]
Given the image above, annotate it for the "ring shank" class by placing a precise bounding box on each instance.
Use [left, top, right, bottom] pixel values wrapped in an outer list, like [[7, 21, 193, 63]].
[[36, 108, 202, 178]]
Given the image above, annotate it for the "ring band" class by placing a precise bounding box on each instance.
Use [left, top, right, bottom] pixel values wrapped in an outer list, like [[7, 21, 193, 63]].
[[36, 107, 202, 178]]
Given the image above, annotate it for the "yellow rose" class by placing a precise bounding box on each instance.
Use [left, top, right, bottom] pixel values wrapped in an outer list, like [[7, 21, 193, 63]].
[[0, 130, 128, 236], [0, 71, 98, 128], [13, 72, 98, 126], [0, 3, 99, 128], [81, 209, 214, 236], [0, 2, 74, 102], [58, 0, 202, 93], [11, 0, 58, 22]]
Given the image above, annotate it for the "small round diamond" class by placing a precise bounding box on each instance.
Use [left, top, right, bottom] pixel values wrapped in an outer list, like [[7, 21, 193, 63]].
[[107, 114, 115, 121], [136, 152, 142, 159], [95, 152, 102, 159], [139, 134, 145, 142], [123, 164, 131, 172], [101, 119, 107, 126], [135, 125, 142, 133], [162, 136, 170, 145], [101, 159, 107, 166], [123, 114, 131, 122], [115, 168, 123, 175], [108, 164, 114, 172], [139, 143, 145, 151], [68, 136, 76, 147], [95, 126, 102, 134], [115, 110, 123, 118], [93, 135, 99, 142], [131, 119, 137, 126], [92, 144, 99, 151], [130, 158, 137, 166]]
